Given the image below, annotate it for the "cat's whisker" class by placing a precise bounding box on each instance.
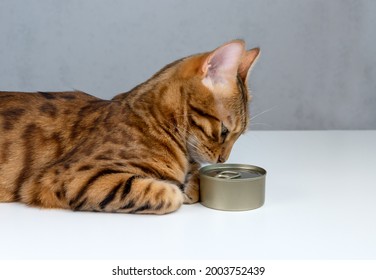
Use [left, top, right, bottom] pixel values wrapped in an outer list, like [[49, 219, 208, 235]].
[[250, 106, 277, 121], [174, 125, 190, 138], [249, 122, 273, 129], [174, 125, 203, 152], [187, 131, 203, 150]]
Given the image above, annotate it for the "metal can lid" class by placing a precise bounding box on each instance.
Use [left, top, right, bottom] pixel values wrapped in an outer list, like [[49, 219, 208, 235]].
[[200, 164, 266, 181]]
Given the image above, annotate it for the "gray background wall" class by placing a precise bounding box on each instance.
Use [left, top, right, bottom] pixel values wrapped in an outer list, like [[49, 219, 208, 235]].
[[1, 0, 375, 130]]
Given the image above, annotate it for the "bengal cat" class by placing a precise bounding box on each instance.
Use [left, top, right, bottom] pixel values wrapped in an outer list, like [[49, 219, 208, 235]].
[[0, 40, 260, 214]]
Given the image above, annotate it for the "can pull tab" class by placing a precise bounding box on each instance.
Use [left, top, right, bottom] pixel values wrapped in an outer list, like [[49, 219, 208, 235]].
[[215, 170, 241, 179]]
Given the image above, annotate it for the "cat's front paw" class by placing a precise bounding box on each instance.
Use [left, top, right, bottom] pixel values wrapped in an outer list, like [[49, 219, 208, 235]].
[[183, 191, 199, 204], [182, 160, 200, 204], [182, 175, 200, 204]]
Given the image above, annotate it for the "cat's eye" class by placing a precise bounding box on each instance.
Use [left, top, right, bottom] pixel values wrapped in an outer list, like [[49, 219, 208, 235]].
[[221, 123, 229, 141]]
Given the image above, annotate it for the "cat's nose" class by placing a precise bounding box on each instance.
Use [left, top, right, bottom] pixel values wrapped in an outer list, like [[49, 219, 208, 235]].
[[217, 155, 226, 163]]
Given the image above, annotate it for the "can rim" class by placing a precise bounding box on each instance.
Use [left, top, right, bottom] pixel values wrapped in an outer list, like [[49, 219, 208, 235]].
[[199, 163, 267, 182]]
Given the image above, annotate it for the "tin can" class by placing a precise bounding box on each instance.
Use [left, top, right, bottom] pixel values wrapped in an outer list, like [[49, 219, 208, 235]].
[[199, 164, 266, 211]]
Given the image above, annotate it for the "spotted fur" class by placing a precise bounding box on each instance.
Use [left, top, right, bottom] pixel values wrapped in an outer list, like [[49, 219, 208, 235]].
[[0, 40, 260, 214]]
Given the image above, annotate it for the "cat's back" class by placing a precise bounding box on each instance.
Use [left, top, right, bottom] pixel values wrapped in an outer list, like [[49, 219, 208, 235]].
[[0, 90, 100, 130], [0, 90, 98, 108]]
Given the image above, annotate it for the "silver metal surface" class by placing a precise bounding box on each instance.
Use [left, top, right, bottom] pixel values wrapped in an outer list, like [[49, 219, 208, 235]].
[[199, 164, 266, 211]]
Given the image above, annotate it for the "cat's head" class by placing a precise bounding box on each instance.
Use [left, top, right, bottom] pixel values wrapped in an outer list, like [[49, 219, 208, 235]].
[[178, 40, 260, 164]]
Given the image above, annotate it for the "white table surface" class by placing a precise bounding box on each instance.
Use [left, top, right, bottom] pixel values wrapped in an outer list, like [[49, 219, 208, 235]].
[[1, 131, 375, 260]]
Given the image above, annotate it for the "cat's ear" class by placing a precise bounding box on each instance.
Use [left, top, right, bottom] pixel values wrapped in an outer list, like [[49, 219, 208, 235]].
[[202, 40, 245, 89], [238, 47, 260, 84]]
